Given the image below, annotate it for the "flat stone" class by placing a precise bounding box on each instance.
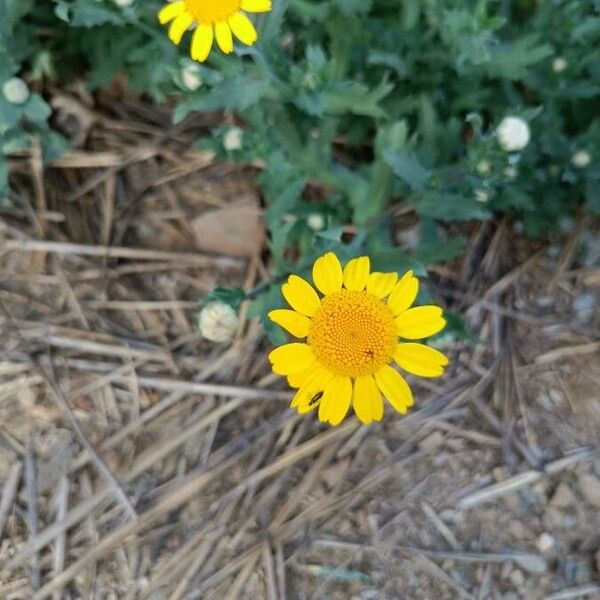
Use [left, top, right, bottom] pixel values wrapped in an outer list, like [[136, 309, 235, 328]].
[[578, 473, 600, 508], [550, 482, 576, 508]]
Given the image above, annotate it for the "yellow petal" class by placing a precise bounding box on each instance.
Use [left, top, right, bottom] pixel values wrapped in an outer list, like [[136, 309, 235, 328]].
[[191, 24, 213, 62], [228, 12, 257, 46], [374, 365, 413, 414], [318, 376, 352, 426], [395, 306, 446, 339], [366, 271, 398, 299], [290, 366, 334, 412], [312, 252, 343, 296], [268, 343, 315, 375], [158, 1, 186, 24], [215, 21, 233, 54], [394, 343, 449, 377], [240, 0, 272, 12], [287, 361, 330, 390], [343, 256, 370, 291], [291, 387, 317, 412], [353, 374, 383, 424], [168, 12, 193, 45], [268, 309, 311, 338], [282, 275, 321, 317], [387, 270, 419, 315]]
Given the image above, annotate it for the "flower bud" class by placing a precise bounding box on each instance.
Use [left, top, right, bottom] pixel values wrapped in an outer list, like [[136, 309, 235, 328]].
[[2, 77, 29, 105], [496, 117, 530, 152], [474, 189, 489, 203], [307, 213, 325, 231], [181, 64, 202, 91], [476, 160, 491, 175], [571, 150, 591, 168], [223, 127, 243, 151], [198, 301, 239, 342], [552, 57, 567, 73]]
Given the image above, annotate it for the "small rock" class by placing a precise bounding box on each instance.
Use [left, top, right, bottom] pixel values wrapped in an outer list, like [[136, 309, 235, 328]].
[[445, 438, 465, 451], [550, 482, 576, 508], [573, 293, 595, 320], [537, 533, 555, 553], [320, 459, 350, 488], [578, 473, 600, 508], [509, 569, 525, 588], [515, 554, 548, 574], [535, 296, 554, 309], [493, 466, 509, 481], [419, 431, 444, 451], [508, 520, 527, 540]]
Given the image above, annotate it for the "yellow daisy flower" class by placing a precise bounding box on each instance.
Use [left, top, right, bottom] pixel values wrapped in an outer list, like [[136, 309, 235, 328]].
[[268, 252, 449, 426], [158, 0, 272, 63]]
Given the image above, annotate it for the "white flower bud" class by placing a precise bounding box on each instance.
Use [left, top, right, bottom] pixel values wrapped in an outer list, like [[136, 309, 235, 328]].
[[474, 189, 489, 203], [571, 150, 591, 168], [552, 57, 567, 73], [223, 127, 243, 151], [2, 77, 29, 105], [198, 301, 239, 342], [503, 166, 517, 180], [114, 0, 135, 6], [181, 64, 202, 91], [476, 160, 491, 175], [496, 117, 530, 152], [307, 213, 325, 231]]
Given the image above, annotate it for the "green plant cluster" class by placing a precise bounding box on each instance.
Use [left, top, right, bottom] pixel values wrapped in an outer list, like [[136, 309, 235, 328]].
[[1, 0, 599, 336]]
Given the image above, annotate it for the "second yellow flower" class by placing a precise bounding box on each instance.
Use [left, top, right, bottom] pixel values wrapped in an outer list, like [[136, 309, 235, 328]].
[[158, 0, 272, 62]]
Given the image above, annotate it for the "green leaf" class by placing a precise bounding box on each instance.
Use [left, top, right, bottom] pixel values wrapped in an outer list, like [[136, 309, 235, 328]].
[[297, 79, 393, 118], [384, 149, 431, 191], [315, 227, 344, 242], [442, 311, 478, 344], [413, 192, 492, 221], [204, 287, 247, 309], [414, 237, 467, 265], [69, 1, 122, 27], [369, 248, 426, 276], [54, 1, 70, 22], [174, 78, 271, 122], [40, 130, 70, 162], [0, 99, 21, 134], [585, 174, 600, 215], [0, 157, 8, 196], [22, 94, 52, 123], [248, 284, 287, 345]]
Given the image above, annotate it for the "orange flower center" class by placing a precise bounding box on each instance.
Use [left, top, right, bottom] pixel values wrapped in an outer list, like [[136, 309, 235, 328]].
[[308, 291, 397, 378], [184, 0, 241, 24]]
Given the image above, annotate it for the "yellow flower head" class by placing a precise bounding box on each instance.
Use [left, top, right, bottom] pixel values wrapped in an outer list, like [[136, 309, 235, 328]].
[[268, 252, 449, 426], [158, 0, 272, 63]]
